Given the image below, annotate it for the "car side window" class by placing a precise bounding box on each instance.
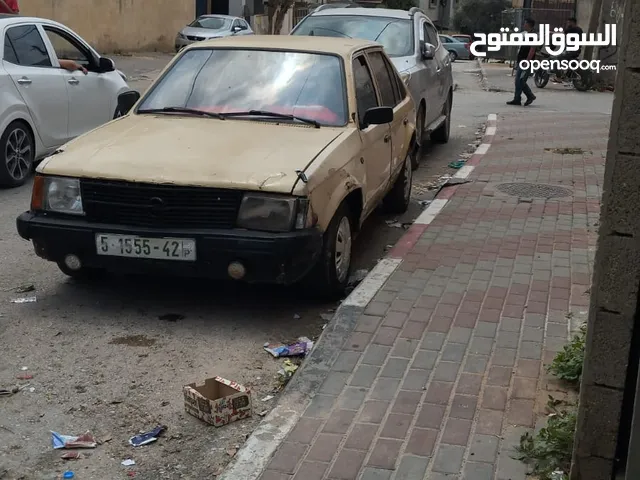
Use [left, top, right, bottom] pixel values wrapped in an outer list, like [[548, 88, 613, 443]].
[[425, 23, 439, 46], [4, 25, 52, 67], [241, 20, 249, 29], [352, 55, 379, 128], [367, 51, 398, 108], [382, 54, 405, 104], [232, 20, 239, 29], [3, 35, 19, 64], [43, 27, 91, 66]]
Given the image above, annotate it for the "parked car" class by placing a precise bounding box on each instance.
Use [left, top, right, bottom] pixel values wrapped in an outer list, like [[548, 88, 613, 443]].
[[439, 35, 472, 61], [16, 35, 417, 297], [291, 6, 453, 169], [175, 15, 253, 51], [449, 33, 474, 59], [0, 14, 130, 187]]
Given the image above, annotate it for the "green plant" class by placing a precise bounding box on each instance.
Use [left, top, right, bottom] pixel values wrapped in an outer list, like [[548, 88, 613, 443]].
[[453, 0, 510, 35], [546, 323, 587, 385], [515, 398, 577, 479]]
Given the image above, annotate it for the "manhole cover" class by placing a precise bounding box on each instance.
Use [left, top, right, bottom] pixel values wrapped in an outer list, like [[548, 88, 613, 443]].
[[496, 183, 571, 198]]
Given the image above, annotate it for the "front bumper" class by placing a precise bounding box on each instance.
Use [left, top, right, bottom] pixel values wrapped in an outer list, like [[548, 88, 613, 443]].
[[16, 212, 323, 284]]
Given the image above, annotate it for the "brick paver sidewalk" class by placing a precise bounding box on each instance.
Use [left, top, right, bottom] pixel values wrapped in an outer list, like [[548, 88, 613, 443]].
[[260, 111, 608, 480]]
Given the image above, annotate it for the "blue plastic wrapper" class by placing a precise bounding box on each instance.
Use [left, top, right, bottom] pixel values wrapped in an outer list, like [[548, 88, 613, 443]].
[[51, 431, 97, 449], [264, 337, 314, 358], [129, 425, 167, 447]]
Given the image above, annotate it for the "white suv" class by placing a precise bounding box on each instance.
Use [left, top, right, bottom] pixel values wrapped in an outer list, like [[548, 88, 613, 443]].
[[0, 15, 130, 187], [291, 6, 453, 169]]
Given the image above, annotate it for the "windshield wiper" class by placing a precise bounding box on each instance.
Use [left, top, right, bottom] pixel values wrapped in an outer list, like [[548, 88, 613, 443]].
[[137, 106, 225, 120], [224, 110, 320, 128]]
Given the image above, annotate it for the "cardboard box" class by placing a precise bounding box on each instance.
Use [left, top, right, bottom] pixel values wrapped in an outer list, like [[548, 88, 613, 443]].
[[183, 376, 252, 427]]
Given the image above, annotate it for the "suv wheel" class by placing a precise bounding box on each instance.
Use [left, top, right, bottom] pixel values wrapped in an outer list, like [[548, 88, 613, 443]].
[[431, 94, 451, 144], [306, 203, 353, 298], [0, 121, 34, 188], [383, 153, 412, 214]]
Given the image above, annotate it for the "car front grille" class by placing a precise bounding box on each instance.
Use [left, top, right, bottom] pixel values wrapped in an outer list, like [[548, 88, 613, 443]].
[[81, 179, 243, 229], [186, 35, 204, 41]]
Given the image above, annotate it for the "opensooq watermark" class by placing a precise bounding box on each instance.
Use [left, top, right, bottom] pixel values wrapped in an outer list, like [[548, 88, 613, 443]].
[[469, 24, 616, 57], [520, 58, 616, 74]]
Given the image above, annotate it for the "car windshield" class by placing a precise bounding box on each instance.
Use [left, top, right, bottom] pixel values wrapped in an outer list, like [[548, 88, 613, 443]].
[[137, 48, 348, 127], [189, 17, 232, 30], [292, 15, 413, 58]]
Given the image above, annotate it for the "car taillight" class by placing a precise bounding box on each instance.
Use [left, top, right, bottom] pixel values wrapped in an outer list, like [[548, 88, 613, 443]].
[[464, 43, 470, 50]]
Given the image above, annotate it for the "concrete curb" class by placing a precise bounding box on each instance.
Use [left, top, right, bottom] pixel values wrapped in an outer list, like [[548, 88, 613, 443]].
[[476, 57, 490, 91], [219, 113, 499, 480]]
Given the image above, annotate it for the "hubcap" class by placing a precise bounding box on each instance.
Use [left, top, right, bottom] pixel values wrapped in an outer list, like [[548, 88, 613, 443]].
[[403, 156, 412, 201], [5, 127, 32, 181], [334, 216, 352, 283]]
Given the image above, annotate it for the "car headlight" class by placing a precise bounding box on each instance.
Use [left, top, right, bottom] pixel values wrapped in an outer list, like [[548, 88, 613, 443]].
[[177, 32, 186, 39], [32, 175, 83, 215], [237, 194, 310, 232], [400, 72, 411, 85]]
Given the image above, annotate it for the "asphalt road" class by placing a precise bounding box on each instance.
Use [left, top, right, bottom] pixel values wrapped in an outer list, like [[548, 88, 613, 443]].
[[0, 58, 612, 479]]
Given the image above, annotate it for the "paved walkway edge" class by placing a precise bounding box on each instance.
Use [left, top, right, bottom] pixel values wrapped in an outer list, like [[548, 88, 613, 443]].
[[220, 113, 498, 480], [476, 58, 490, 91]]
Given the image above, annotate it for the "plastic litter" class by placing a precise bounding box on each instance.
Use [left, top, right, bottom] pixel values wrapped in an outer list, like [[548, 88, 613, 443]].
[[277, 359, 299, 386], [129, 425, 167, 447], [15, 284, 35, 293], [16, 374, 32, 380], [63, 471, 74, 479], [51, 431, 97, 449], [263, 337, 314, 358], [61, 452, 82, 460], [122, 459, 136, 466], [261, 395, 274, 402], [11, 296, 36, 304], [448, 160, 466, 169]]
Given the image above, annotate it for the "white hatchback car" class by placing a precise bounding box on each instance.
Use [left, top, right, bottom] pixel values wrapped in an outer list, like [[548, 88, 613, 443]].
[[0, 14, 130, 187]]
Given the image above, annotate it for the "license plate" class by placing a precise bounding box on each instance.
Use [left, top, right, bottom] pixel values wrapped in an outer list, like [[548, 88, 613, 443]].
[[95, 234, 196, 261]]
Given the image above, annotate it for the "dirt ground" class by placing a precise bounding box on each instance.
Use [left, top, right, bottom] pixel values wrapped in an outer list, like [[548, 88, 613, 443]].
[[0, 58, 486, 480]]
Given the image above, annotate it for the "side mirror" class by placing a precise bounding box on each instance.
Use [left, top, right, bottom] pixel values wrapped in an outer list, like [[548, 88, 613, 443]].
[[117, 90, 141, 116], [362, 106, 393, 127], [232, 25, 245, 32], [98, 57, 115, 72], [420, 41, 435, 60]]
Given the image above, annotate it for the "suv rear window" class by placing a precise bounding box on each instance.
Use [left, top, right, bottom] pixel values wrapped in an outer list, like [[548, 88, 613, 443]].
[[292, 15, 414, 58]]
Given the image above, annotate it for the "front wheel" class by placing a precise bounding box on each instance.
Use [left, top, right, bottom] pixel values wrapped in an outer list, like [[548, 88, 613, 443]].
[[306, 203, 353, 298], [573, 70, 593, 91], [0, 121, 35, 188], [448, 50, 458, 62], [534, 70, 549, 88], [431, 93, 451, 144]]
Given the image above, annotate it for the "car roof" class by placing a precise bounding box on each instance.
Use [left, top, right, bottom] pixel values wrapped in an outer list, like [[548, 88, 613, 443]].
[[310, 7, 412, 19], [195, 14, 239, 20], [0, 15, 65, 26], [193, 34, 381, 56]]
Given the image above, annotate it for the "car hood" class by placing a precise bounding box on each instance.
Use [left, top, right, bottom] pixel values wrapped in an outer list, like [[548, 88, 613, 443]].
[[181, 26, 230, 37], [38, 115, 344, 193]]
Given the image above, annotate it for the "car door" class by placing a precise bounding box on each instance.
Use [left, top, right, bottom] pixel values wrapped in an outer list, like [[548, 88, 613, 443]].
[[426, 22, 450, 112], [352, 53, 391, 216], [418, 19, 440, 126], [2, 23, 69, 148], [41, 25, 112, 139], [366, 49, 412, 179]]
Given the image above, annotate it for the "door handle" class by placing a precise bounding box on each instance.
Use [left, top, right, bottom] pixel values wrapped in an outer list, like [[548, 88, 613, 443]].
[[403, 117, 408, 125], [17, 77, 31, 85], [68, 78, 79, 85], [436, 68, 442, 73], [384, 134, 391, 143]]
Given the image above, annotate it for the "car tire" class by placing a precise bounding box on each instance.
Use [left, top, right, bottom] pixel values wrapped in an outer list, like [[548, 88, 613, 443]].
[[449, 50, 458, 62], [412, 104, 425, 170], [431, 93, 451, 144], [306, 203, 353, 298], [57, 261, 106, 281], [383, 153, 412, 214], [0, 120, 35, 188]]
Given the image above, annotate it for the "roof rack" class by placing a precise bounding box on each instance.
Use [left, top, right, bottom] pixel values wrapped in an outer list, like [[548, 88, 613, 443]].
[[408, 6, 426, 16], [312, 2, 359, 12]]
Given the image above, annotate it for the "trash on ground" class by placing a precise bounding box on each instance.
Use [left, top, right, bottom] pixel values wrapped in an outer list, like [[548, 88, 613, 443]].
[[418, 200, 431, 207], [448, 160, 466, 169], [51, 431, 97, 449], [184, 376, 252, 427], [261, 395, 274, 402], [121, 459, 136, 467], [385, 220, 403, 228], [15, 284, 35, 293], [0, 384, 28, 397], [16, 374, 33, 380], [11, 296, 36, 304], [63, 472, 74, 479], [545, 147, 586, 155], [277, 359, 299, 386], [258, 409, 269, 417], [348, 269, 368, 287], [61, 452, 82, 460], [20, 366, 28, 371], [459, 152, 473, 159], [263, 337, 314, 358], [293, 313, 301, 319], [129, 425, 167, 447]]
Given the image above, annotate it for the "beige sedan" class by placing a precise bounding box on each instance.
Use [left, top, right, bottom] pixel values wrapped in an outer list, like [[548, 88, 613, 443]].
[[17, 35, 417, 297]]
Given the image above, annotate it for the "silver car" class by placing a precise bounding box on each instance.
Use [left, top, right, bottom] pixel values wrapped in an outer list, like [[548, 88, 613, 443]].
[[291, 6, 453, 169], [439, 35, 472, 61], [175, 15, 253, 52]]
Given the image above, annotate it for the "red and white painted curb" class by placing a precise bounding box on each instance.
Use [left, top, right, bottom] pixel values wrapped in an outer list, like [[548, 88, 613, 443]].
[[343, 113, 497, 308]]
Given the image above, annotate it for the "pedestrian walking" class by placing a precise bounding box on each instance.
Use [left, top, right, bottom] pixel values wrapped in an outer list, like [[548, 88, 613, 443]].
[[0, 0, 19, 14], [507, 17, 537, 106]]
